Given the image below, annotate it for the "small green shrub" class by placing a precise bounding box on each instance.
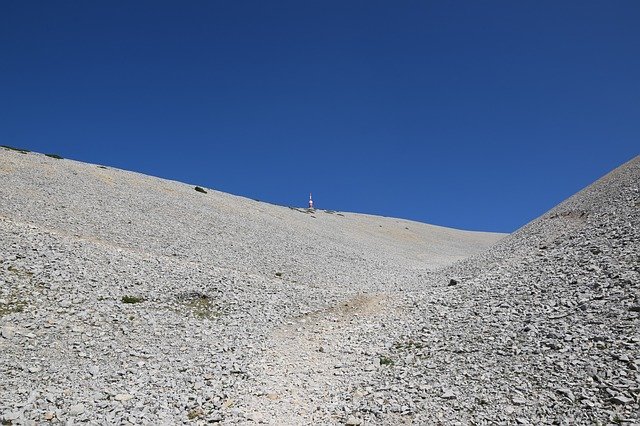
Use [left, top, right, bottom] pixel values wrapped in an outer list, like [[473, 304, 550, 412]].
[[177, 291, 219, 319], [0, 301, 25, 317], [7, 265, 33, 277], [194, 186, 207, 194], [275, 272, 282, 277], [289, 207, 308, 214], [380, 356, 394, 366], [393, 340, 425, 350], [45, 153, 63, 159], [121, 295, 144, 304], [187, 408, 204, 420], [1, 145, 30, 154]]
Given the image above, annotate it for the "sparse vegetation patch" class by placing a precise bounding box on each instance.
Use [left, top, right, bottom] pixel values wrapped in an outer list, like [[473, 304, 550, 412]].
[[122, 295, 145, 304], [177, 291, 220, 319], [379, 355, 394, 366], [187, 408, 205, 420], [0, 300, 26, 317], [45, 153, 64, 159], [194, 186, 207, 194], [1, 145, 30, 154], [7, 265, 34, 277], [394, 339, 425, 351]]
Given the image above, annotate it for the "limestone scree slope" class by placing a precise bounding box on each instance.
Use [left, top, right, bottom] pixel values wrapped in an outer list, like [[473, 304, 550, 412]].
[[0, 148, 638, 425], [0, 147, 500, 425], [354, 155, 639, 425]]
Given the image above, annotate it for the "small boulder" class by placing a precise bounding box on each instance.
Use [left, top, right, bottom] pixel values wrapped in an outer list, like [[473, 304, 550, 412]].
[[441, 389, 457, 399], [69, 404, 85, 416], [556, 388, 575, 402], [1, 326, 15, 339], [512, 396, 527, 405], [2, 412, 20, 422], [610, 395, 633, 405], [114, 393, 133, 402], [345, 416, 362, 425]]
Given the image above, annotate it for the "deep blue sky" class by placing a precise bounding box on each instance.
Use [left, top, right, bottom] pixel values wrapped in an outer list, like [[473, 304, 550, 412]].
[[2, 1, 638, 232]]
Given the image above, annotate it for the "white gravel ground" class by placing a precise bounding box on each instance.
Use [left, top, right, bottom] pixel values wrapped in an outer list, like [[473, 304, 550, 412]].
[[0, 148, 637, 425]]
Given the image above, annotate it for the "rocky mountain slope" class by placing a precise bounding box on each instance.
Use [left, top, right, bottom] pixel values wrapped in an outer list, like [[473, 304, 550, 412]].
[[1, 148, 637, 425], [0, 148, 503, 425], [349, 155, 640, 425]]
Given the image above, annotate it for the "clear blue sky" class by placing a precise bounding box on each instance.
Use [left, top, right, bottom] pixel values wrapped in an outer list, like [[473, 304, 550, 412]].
[[2, 1, 638, 232]]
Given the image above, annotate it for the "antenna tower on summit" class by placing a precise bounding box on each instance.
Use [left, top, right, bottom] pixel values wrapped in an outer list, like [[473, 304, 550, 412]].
[[308, 193, 314, 209]]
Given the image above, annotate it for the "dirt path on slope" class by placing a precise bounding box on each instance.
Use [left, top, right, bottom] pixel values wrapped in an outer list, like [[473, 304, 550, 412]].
[[239, 293, 398, 425]]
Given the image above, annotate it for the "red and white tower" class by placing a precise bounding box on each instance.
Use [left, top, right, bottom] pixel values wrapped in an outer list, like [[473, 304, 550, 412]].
[[308, 192, 314, 209]]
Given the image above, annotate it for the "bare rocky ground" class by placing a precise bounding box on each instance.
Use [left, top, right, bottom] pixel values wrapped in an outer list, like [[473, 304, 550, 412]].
[[0, 147, 637, 425]]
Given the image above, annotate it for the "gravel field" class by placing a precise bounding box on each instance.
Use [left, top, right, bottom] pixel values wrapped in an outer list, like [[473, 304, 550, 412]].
[[0, 148, 637, 425]]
